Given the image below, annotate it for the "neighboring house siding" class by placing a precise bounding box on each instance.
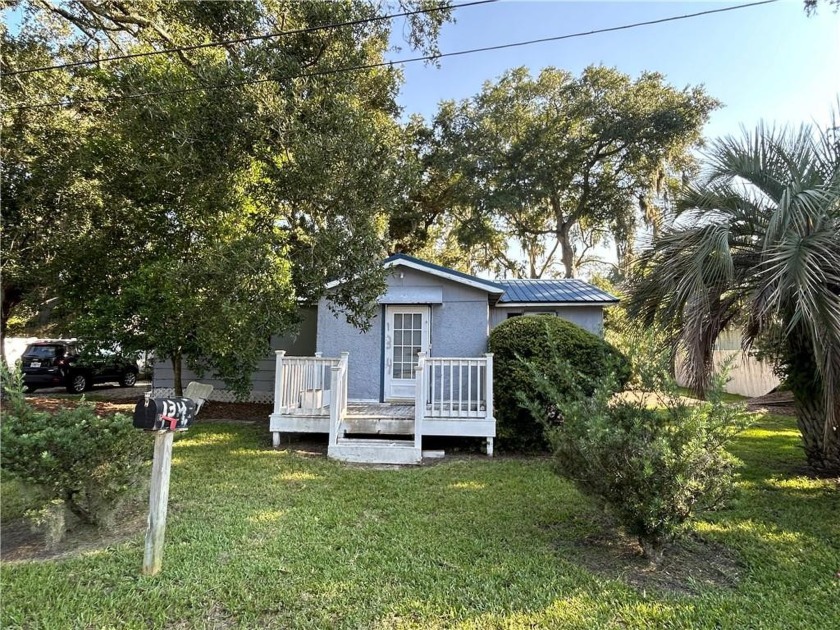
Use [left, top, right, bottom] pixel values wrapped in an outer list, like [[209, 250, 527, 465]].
[[152, 307, 317, 400], [317, 267, 491, 401], [490, 305, 605, 336], [677, 328, 780, 397]]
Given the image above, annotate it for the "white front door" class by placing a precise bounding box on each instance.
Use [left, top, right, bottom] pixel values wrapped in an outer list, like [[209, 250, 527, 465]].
[[384, 306, 430, 400]]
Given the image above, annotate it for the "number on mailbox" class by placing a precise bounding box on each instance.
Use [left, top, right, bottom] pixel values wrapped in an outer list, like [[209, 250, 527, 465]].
[[133, 397, 196, 431]]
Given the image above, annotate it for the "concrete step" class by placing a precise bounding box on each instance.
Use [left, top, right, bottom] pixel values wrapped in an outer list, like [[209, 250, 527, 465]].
[[329, 438, 421, 465]]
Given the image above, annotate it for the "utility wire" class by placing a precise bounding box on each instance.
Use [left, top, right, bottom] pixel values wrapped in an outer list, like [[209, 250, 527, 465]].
[[6, 1, 496, 77], [6, 0, 778, 112]]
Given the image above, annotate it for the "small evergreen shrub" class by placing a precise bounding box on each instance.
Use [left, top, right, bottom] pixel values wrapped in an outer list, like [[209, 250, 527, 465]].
[[488, 315, 630, 451], [523, 348, 749, 563], [1, 369, 151, 530]]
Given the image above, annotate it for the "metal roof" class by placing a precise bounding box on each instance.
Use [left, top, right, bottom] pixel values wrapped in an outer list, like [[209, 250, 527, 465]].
[[496, 279, 618, 304]]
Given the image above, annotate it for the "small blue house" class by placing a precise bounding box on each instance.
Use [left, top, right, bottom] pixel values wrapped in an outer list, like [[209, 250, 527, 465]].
[[316, 254, 616, 403], [153, 254, 617, 464], [270, 254, 616, 463]]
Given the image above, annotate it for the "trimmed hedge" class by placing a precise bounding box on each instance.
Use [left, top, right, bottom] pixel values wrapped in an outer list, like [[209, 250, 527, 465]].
[[488, 315, 630, 451]]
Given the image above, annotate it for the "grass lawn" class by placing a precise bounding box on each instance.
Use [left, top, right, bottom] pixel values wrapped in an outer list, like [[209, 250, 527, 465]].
[[2, 414, 839, 628]]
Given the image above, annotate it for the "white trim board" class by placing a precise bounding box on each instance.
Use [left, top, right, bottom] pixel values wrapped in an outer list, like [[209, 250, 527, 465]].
[[378, 287, 443, 304], [495, 301, 617, 308]]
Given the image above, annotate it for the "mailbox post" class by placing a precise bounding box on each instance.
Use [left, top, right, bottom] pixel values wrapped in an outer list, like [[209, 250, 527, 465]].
[[133, 396, 196, 576]]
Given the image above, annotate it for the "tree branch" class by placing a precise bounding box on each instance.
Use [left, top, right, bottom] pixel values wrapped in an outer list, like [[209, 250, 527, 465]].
[[34, 0, 98, 41]]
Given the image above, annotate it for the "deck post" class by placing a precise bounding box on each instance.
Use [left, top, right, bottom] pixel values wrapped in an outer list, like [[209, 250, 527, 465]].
[[414, 353, 426, 451], [485, 353, 494, 457], [272, 351, 286, 448], [329, 365, 341, 448], [485, 353, 494, 421], [273, 351, 286, 415], [340, 352, 350, 414]]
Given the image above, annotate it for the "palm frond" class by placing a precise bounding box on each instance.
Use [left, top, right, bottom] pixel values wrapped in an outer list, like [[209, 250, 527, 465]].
[[628, 116, 840, 455]]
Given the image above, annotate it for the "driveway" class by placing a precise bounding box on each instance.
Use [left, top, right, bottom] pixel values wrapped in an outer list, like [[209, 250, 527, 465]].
[[24, 381, 152, 400]]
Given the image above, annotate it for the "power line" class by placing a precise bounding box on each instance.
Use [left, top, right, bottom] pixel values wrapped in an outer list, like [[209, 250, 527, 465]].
[[6, 0, 779, 112], [5, 0, 496, 77]]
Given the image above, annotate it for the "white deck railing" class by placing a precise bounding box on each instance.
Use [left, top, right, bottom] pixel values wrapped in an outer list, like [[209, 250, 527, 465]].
[[273, 351, 343, 416], [272, 351, 494, 454], [328, 353, 349, 448], [416, 353, 494, 421]]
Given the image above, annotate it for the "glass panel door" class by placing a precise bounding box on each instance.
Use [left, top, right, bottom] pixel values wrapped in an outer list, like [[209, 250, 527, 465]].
[[384, 306, 430, 400], [392, 312, 424, 380]]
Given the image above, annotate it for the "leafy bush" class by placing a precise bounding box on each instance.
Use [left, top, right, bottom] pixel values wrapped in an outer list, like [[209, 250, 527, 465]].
[[1, 369, 151, 529], [488, 315, 630, 451], [524, 350, 749, 563]]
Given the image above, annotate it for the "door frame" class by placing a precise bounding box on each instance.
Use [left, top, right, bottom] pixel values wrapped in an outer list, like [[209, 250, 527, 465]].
[[382, 305, 431, 401]]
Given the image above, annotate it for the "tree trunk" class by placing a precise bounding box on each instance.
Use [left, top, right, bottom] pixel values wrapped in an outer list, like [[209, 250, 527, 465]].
[[639, 535, 664, 565], [558, 223, 576, 278], [786, 333, 840, 476], [793, 393, 840, 476], [616, 239, 634, 279], [172, 351, 183, 397]]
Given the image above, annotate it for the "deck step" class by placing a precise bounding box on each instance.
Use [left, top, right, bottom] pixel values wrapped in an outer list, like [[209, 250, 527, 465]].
[[345, 411, 414, 420], [329, 438, 421, 465], [341, 417, 414, 435]]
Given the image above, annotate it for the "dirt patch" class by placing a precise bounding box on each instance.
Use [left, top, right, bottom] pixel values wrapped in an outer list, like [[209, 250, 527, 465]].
[[551, 526, 742, 595], [1, 508, 146, 563], [24, 396, 272, 424], [27, 396, 137, 416]]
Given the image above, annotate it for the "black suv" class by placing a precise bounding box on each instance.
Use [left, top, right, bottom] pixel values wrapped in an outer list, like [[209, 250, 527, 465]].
[[20, 340, 139, 394]]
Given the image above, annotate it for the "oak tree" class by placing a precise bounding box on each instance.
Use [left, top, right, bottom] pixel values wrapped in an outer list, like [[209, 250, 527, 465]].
[[416, 66, 717, 278], [3, 0, 451, 393]]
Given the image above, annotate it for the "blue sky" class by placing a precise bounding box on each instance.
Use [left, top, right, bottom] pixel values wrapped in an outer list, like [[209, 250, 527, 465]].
[[391, 0, 840, 140]]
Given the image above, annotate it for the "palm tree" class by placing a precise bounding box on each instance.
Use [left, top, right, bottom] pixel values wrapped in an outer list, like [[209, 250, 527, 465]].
[[628, 120, 840, 475]]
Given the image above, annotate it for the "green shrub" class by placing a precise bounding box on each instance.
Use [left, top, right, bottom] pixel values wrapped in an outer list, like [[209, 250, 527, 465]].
[[1, 371, 151, 529], [524, 354, 749, 563], [488, 315, 630, 451]]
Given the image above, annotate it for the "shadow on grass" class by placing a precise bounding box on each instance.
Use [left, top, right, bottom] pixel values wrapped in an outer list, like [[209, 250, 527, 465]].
[[727, 416, 806, 481]]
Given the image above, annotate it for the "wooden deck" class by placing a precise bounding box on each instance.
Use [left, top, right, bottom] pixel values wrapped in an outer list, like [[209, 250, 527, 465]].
[[270, 352, 495, 463], [272, 401, 494, 445]]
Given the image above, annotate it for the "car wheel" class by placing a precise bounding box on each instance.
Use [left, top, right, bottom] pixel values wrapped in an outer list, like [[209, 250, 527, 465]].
[[66, 372, 89, 394], [22, 384, 37, 394], [120, 370, 137, 387]]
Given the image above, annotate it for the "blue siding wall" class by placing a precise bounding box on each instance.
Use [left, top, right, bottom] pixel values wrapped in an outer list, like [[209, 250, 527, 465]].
[[316, 306, 382, 401], [489, 305, 605, 336]]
